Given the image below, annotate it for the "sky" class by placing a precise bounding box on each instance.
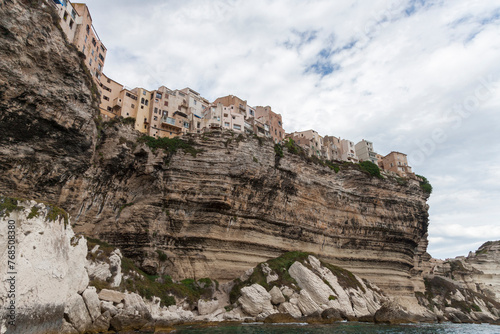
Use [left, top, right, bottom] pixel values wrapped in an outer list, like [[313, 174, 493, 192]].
[[82, 0, 500, 260]]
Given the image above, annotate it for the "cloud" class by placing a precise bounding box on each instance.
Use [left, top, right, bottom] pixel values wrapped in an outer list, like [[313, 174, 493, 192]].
[[82, 0, 500, 260]]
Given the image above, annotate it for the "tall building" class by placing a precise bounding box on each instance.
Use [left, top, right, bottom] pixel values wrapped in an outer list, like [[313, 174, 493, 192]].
[[339, 139, 359, 163], [287, 130, 324, 158], [355, 139, 378, 164], [255, 106, 284, 143], [380, 152, 414, 177], [323, 136, 341, 161], [51, 1, 106, 82]]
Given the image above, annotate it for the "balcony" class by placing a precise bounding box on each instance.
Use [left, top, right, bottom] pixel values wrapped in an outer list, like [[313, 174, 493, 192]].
[[161, 116, 176, 126], [112, 98, 122, 109]]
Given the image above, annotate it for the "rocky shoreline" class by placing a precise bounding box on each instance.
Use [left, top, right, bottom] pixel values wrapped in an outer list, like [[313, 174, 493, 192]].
[[1, 199, 499, 333]]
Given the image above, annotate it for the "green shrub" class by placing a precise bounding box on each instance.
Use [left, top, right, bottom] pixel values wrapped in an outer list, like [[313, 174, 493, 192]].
[[274, 144, 284, 158], [284, 138, 301, 155], [0, 197, 22, 217], [156, 250, 167, 262], [138, 135, 202, 157], [359, 161, 382, 178], [417, 175, 433, 194]]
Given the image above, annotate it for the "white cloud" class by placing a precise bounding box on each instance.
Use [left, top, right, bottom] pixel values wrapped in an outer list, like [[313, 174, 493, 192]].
[[83, 0, 500, 260]]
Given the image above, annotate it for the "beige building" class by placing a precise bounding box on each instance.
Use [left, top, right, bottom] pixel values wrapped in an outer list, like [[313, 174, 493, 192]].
[[288, 130, 324, 157], [355, 139, 378, 164], [98, 74, 124, 119], [51, 1, 107, 82], [380, 152, 414, 177], [255, 106, 284, 143], [323, 136, 341, 161], [339, 139, 359, 163], [244, 117, 270, 138]]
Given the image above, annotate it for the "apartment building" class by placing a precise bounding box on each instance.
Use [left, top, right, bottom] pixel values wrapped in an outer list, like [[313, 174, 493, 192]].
[[380, 152, 414, 177], [339, 139, 359, 163], [288, 130, 324, 157], [98, 74, 124, 119], [355, 139, 378, 164], [146, 87, 191, 138], [51, 1, 106, 81], [210, 95, 247, 133], [323, 136, 341, 161], [255, 106, 284, 143], [244, 117, 270, 138]]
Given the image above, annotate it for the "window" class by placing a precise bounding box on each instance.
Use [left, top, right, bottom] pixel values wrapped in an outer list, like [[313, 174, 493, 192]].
[[144, 124, 147, 129], [156, 92, 162, 99], [101, 45, 105, 53], [70, 9, 76, 19], [97, 63, 102, 72], [141, 98, 145, 104], [84, 35, 87, 43], [141, 106, 144, 109], [63, 11, 68, 21], [183, 122, 189, 128], [103, 96, 109, 101], [233, 124, 241, 130], [99, 54, 104, 62], [194, 100, 197, 105], [82, 45, 85, 53], [232, 116, 235, 120], [89, 59, 92, 65], [107, 106, 112, 111], [68, 19, 74, 29], [154, 108, 158, 114], [164, 101, 168, 106], [92, 38, 96, 47], [154, 116, 158, 121], [145, 100, 148, 106], [142, 91, 146, 95], [131, 104, 135, 108], [224, 113, 228, 117], [224, 122, 230, 127], [86, 25, 90, 34]]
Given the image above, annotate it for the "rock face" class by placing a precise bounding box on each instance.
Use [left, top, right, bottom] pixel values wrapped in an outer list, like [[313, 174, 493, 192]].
[[0, 0, 97, 201], [0, 0, 430, 303], [414, 241, 500, 323], [431, 241, 500, 302], [0, 199, 89, 333]]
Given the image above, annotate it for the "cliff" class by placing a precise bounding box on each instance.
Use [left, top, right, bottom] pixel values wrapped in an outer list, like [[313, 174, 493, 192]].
[[0, 0, 432, 302], [68, 126, 431, 302]]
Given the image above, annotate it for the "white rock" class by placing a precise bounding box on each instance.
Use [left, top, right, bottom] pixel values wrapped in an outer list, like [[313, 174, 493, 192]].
[[308, 256, 355, 317], [82, 287, 101, 322], [109, 250, 122, 287], [198, 299, 220, 315], [296, 289, 320, 316], [101, 300, 118, 317], [289, 261, 334, 306], [261, 263, 279, 283], [281, 286, 294, 297], [269, 286, 286, 304], [278, 302, 302, 318], [238, 284, 274, 317], [64, 294, 92, 333], [86, 261, 112, 281], [98, 289, 126, 304], [124, 292, 150, 317]]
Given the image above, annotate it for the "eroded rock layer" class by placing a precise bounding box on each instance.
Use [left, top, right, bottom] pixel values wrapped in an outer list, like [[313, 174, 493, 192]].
[[0, 0, 430, 300], [65, 126, 430, 297]]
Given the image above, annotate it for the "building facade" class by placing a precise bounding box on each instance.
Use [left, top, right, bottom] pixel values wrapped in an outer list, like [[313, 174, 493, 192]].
[[339, 139, 359, 163], [355, 139, 378, 164], [255, 106, 284, 143], [380, 152, 414, 177]]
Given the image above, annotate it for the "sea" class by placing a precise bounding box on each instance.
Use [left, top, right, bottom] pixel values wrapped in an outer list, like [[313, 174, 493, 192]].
[[152, 322, 500, 333]]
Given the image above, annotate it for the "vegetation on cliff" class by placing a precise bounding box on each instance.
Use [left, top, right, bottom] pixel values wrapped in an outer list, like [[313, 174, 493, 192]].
[[86, 237, 216, 307], [138, 135, 203, 157], [417, 174, 433, 194], [229, 251, 366, 304]]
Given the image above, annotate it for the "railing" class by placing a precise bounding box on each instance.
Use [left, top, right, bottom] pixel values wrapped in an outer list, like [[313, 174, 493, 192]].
[[161, 117, 177, 126]]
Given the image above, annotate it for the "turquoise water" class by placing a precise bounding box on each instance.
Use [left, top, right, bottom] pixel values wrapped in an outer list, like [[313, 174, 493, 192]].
[[171, 322, 500, 333]]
